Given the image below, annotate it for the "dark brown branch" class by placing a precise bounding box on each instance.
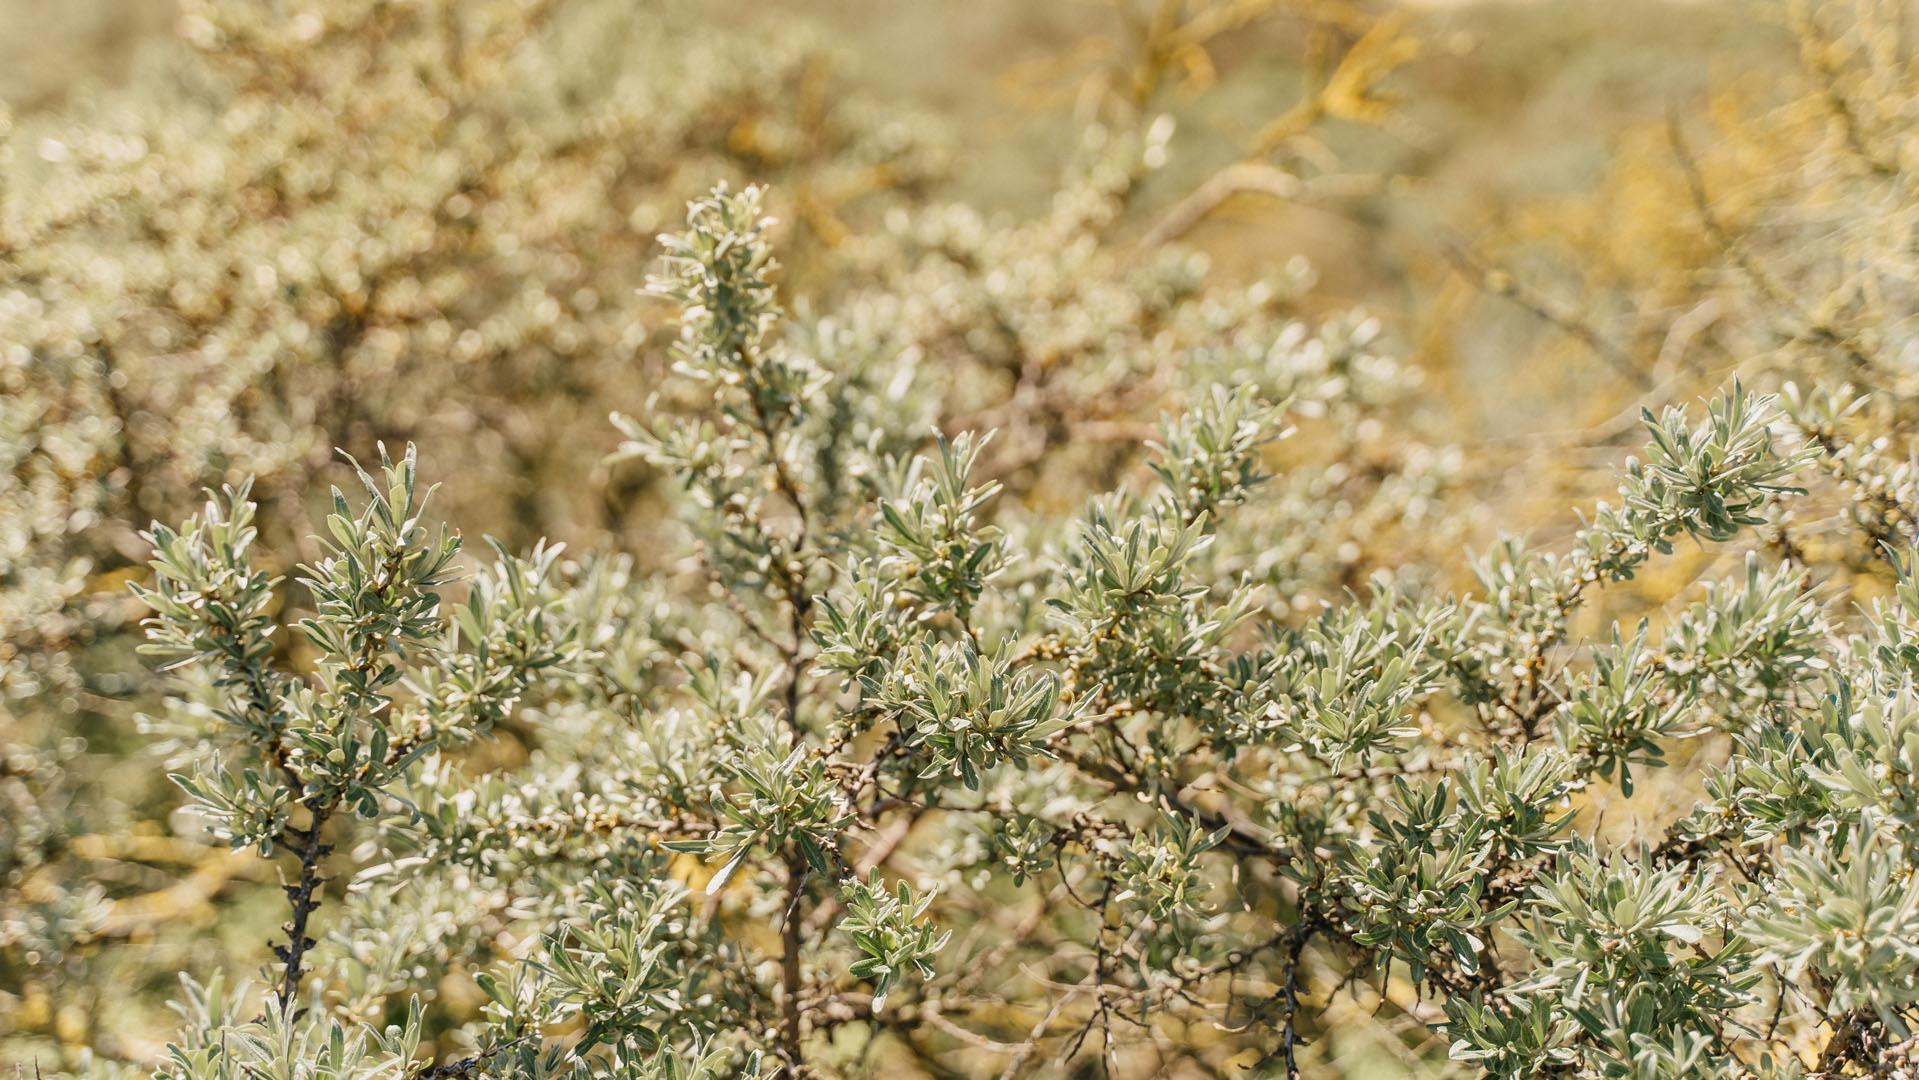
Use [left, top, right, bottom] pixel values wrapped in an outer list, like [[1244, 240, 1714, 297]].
[[272, 809, 334, 1012]]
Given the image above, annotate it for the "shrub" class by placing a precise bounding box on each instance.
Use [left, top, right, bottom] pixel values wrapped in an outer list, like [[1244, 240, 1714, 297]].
[[14, 1, 1919, 1077], [115, 182, 1919, 1077]]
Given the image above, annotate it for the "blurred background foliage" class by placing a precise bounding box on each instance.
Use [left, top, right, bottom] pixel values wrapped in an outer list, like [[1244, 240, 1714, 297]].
[[2, 0, 1912, 1074]]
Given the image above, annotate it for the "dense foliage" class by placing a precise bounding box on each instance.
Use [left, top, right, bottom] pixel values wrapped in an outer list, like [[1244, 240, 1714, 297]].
[[11, 1, 1919, 1077]]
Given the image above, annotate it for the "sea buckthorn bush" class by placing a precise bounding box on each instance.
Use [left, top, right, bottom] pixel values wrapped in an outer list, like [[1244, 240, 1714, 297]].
[[11, 1, 1919, 1078], [96, 182, 1919, 1079]]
